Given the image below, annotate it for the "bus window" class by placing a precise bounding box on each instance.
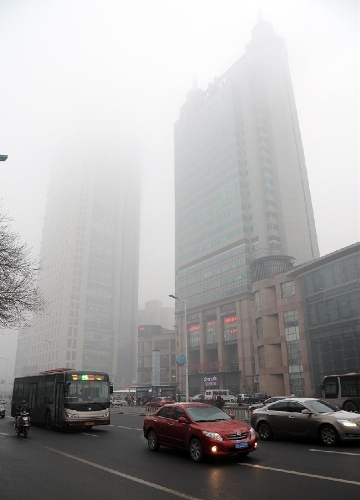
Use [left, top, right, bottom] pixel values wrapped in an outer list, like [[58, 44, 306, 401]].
[[323, 377, 338, 398]]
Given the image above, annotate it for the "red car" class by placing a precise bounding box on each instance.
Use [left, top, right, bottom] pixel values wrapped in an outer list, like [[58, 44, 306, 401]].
[[145, 397, 175, 411], [143, 402, 257, 462]]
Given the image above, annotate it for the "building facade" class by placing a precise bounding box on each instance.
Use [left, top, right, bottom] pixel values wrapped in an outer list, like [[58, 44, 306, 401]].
[[14, 146, 141, 389], [137, 325, 178, 387], [173, 18, 319, 396], [252, 243, 360, 397]]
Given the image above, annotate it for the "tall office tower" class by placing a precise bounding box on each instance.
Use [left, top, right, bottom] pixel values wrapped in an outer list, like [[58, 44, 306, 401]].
[[173, 18, 319, 395], [15, 144, 141, 389]]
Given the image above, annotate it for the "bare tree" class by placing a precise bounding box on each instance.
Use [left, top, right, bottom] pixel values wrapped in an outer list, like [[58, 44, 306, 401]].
[[0, 206, 45, 329]]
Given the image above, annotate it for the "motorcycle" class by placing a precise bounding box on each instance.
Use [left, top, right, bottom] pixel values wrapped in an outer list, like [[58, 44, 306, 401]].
[[15, 411, 31, 438]]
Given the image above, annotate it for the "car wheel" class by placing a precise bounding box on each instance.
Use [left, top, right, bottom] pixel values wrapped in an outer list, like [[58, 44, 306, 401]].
[[147, 430, 160, 451], [257, 421, 273, 441], [343, 400, 357, 412], [45, 411, 53, 431], [319, 425, 339, 447], [189, 438, 204, 462]]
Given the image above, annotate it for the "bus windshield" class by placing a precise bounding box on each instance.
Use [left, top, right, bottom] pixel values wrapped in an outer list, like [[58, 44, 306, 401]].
[[66, 380, 110, 404]]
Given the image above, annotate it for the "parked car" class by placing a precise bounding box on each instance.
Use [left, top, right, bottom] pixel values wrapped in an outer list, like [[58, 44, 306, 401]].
[[145, 397, 175, 411], [143, 402, 257, 462], [249, 396, 287, 412], [248, 393, 268, 404], [191, 394, 205, 402], [251, 397, 360, 446], [237, 394, 250, 405], [111, 399, 126, 407], [0, 405, 5, 418]]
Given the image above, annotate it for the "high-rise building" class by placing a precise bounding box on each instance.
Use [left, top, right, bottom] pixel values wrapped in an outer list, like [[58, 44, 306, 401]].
[[14, 145, 141, 389], [173, 18, 319, 395], [138, 300, 175, 331]]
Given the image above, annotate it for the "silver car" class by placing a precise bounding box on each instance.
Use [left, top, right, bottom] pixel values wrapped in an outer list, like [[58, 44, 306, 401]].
[[251, 397, 360, 446], [249, 396, 287, 412]]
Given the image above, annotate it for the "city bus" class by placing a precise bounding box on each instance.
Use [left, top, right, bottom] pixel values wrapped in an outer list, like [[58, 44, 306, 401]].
[[11, 368, 113, 430], [322, 372, 360, 412]]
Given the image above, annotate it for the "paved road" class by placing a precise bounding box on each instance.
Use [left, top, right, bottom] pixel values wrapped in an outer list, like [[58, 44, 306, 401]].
[[1, 406, 360, 500]]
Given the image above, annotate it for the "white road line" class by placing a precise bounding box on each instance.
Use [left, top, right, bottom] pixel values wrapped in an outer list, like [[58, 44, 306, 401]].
[[239, 463, 360, 486], [116, 425, 142, 431], [81, 432, 98, 437], [41, 445, 202, 500], [309, 448, 360, 457], [0, 432, 11, 436]]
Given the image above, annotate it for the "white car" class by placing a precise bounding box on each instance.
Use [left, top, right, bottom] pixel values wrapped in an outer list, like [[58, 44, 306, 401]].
[[111, 399, 125, 407], [191, 394, 205, 402]]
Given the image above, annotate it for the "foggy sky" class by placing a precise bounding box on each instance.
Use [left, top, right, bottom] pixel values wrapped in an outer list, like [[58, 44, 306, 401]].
[[1, 0, 359, 379]]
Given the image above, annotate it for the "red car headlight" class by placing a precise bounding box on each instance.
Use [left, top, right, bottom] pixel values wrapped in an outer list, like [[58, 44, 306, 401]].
[[202, 430, 223, 441]]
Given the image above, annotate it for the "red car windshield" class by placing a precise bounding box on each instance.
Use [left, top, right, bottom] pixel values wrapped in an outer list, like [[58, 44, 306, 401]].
[[186, 406, 231, 422]]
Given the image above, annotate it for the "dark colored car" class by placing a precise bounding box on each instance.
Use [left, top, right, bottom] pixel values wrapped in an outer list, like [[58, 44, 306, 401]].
[[143, 402, 257, 462], [251, 397, 360, 446], [0, 405, 5, 418], [145, 397, 175, 411]]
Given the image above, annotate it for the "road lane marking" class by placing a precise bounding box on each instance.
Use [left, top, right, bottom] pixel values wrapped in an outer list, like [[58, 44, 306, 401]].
[[0, 432, 10, 436], [239, 463, 360, 486], [42, 445, 203, 500], [81, 432, 98, 437], [117, 425, 142, 431], [309, 448, 360, 457]]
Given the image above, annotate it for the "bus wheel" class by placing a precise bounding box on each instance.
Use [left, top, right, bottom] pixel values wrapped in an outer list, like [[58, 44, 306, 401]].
[[343, 400, 357, 412], [45, 411, 53, 431]]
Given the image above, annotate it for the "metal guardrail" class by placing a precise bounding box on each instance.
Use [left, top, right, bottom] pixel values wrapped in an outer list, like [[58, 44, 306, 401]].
[[223, 406, 250, 423]]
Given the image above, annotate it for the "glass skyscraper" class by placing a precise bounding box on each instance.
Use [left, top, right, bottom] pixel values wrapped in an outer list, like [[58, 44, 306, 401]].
[[173, 18, 319, 395]]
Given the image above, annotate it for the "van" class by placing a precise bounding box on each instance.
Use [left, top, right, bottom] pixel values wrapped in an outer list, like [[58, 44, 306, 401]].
[[204, 389, 235, 403]]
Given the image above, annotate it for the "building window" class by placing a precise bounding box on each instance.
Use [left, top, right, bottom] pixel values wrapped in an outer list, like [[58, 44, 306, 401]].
[[254, 291, 260, 311], [189, 325, 200, 347], [283, 310, 299, 341], [258, 346, 265, 369], [281, 281, 295, 298], [256, 318, 263, 340], [223, 316, 238, 341], [312, 270, 324, 291], [205, 321, 217, 344]]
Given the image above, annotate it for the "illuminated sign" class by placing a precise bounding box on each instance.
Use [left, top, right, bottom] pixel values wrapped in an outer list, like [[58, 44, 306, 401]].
[[224, 316, 237, 323], [189, 325, 200, 332], [71, 373, 105, 381]]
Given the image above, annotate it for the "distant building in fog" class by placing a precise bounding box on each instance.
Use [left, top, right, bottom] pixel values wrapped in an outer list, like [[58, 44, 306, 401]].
[[173, 17, 319, 396], [14, 146, 141, 389], [138, 300, 175, 330], [137, 325, 178, 386]]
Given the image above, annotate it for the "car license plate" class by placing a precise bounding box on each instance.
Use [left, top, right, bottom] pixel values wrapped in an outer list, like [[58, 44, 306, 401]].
[[85, 422, 95, 426], [235, 442, 248, 449]]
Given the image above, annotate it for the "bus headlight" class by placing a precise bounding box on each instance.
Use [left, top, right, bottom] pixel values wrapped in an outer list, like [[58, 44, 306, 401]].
[[100, 412, 109, 418], [65, 412, 79, 418]]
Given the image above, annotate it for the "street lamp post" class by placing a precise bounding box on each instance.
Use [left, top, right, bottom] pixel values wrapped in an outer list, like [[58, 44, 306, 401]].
[[169, 294, 189, 402]]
